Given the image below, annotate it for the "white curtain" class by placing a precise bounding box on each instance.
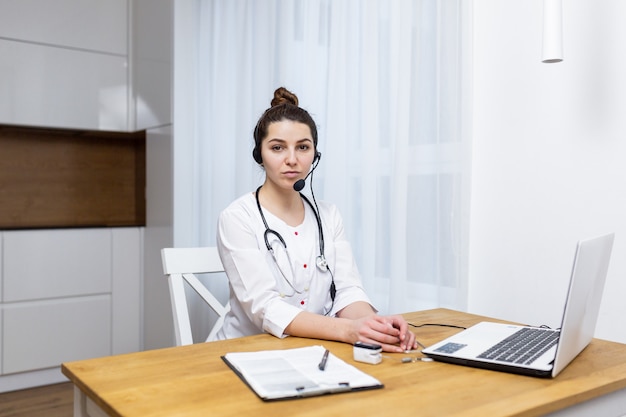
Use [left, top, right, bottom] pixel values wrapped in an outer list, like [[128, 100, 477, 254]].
[[179, 0, 471, 320]]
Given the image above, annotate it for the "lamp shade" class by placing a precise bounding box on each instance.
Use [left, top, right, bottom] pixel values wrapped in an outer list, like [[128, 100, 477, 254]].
[[542, 0, 563, 63]]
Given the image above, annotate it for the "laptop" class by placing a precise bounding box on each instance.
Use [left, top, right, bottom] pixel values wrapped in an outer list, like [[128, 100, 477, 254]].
[[422, 233, 615, 378]]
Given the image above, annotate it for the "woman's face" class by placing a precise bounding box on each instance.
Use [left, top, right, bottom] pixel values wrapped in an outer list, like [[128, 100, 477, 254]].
[[261, 120, 315, 191]]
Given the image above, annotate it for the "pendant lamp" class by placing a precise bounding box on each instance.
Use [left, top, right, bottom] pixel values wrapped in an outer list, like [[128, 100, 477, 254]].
[[542, 0, 563, 63]]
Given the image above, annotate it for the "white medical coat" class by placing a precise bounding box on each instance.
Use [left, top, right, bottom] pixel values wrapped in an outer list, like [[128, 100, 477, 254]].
[[215, 192, 371, 340]]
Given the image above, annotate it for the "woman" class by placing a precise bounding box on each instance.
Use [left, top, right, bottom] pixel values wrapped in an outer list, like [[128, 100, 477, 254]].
[[216, 87, 416, 353]]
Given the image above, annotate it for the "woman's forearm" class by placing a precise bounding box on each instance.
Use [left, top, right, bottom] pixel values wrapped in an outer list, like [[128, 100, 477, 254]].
[[284, 311, 354, 344], [336, 301, 377, 320]]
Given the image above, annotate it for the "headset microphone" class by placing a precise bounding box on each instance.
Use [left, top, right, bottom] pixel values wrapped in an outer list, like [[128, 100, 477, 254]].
[[293, 173, 311, 192], [293, 152, 321, 192]]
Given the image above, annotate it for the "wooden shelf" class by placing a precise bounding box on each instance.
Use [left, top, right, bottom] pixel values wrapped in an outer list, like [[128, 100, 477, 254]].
[[0, 125, 146, 229]]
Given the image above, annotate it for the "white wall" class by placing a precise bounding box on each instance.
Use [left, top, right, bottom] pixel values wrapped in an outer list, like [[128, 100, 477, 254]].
[[470, 0, 626, 343]]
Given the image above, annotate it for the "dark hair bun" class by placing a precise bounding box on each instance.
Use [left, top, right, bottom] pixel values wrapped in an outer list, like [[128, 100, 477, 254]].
[[271, 87, 299, 107]]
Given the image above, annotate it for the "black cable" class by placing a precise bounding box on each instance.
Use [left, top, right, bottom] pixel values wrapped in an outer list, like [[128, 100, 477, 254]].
[[301, 167, 336, 315], [408, 323, 467, 330]]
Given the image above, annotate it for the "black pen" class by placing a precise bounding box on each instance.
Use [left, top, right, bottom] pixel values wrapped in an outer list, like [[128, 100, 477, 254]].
[[318, 349, 330, 371]]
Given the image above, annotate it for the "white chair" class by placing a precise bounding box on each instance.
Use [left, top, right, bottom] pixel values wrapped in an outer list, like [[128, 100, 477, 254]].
[[161, 247, 229, 346]]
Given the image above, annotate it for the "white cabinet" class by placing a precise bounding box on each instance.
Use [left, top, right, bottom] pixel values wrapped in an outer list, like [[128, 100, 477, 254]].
[[0, 39, 128, 131], [0, 0, 173, 132], [3, 229, 112, 301], [0, 0, 130, 131], [0, 0, 127, 54], [132, 0, 173, 131], [3, 297, 111, 374], [0, 227, 142, 392]]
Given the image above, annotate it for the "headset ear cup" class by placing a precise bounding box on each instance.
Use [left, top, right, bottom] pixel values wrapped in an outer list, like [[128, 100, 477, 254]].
[[253, 147, 262, 164], [315, 151, 321, 162]]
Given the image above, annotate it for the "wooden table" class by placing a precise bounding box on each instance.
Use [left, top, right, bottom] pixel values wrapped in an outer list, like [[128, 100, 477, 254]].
[[62, 308, 626, 417]]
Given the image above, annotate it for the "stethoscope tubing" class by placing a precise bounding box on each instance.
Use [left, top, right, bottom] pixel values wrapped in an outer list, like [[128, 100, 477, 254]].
[[255, 186, 335, 310]]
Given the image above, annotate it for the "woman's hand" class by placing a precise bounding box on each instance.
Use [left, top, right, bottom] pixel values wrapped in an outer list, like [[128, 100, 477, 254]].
[[350, 314, 417, 353], [336, 302, 417, 352]]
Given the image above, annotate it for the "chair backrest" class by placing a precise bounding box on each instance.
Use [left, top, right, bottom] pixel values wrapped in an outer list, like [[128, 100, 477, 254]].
[[161, 247, 229, 346]]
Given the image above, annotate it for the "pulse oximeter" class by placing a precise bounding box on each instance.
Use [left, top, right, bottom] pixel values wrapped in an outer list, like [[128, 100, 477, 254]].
[[353, 341, 383, 364]]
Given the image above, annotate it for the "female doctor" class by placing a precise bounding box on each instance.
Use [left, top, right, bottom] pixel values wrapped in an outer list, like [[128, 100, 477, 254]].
[[215, 87, 417, 353]]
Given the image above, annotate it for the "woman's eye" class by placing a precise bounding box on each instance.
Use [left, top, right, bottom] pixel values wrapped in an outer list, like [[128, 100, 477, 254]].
[[298, 144, 310, 151], [271, 145, 283, 151]]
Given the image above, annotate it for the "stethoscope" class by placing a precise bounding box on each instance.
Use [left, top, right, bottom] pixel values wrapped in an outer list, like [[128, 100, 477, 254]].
[[255, 185, 336, 312]]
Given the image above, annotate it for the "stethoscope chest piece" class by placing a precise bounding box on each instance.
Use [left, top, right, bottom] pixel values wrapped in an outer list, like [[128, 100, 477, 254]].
[[316, 255, 328, 270]]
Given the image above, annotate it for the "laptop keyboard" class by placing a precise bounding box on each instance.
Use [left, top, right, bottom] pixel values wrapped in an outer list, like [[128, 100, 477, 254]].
[[477, 327, 560, 365]]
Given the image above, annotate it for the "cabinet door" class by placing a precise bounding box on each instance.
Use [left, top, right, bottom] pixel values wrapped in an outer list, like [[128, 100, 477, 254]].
[[3, 229, 111, 302], [0, 0, 127, 55], [2, 297, 111, 374], [0, 39, 128, 131], [0, 227, 142, 376]]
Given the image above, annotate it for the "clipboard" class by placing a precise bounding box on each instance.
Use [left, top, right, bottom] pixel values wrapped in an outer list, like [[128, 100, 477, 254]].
[[222, 345, 384, 401]]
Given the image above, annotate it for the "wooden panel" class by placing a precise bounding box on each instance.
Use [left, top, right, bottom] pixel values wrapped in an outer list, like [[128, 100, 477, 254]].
[[0, 125, 145, 228]]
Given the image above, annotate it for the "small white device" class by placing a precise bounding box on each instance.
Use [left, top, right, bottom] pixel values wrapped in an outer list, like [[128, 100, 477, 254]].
[[353, 342, 382, 365]]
